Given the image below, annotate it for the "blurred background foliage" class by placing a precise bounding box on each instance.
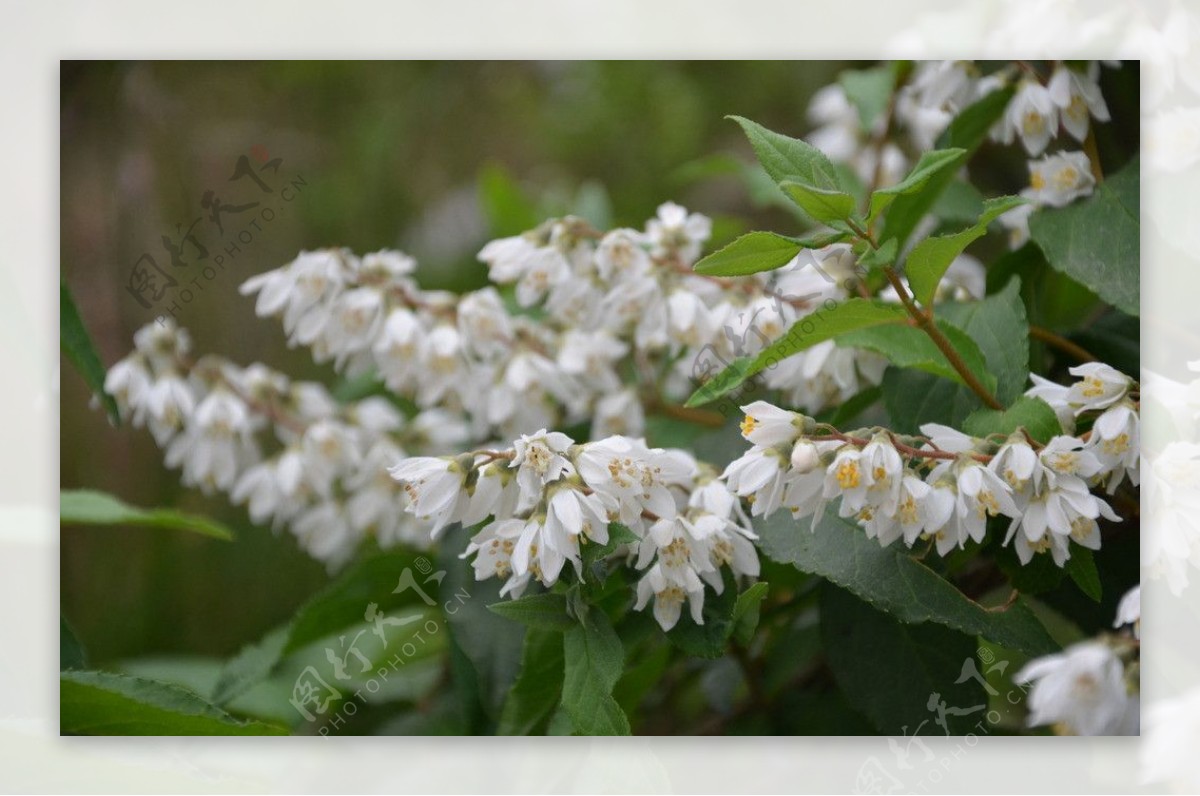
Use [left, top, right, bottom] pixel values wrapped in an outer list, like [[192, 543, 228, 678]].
[[60, 61, 862, 666]]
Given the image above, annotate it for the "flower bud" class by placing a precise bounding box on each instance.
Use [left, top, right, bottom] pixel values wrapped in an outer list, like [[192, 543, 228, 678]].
[[790, 441, 820, 473]]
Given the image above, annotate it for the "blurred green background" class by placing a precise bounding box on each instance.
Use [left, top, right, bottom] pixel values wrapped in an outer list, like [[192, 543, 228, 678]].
[[60, 61, 858, 667]]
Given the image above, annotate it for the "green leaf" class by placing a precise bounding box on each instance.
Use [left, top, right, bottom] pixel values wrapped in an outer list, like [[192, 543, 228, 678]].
[[732, 582, 770, 646], [940, 277, 1030, 405], [1066, 548, 1102, 602], [693, 231, 802, 277], [930, 179, 986, 224], [837, 318, 996, 393], [60, 280, 120, 425], [488, 593, 577, 632], [727, 115, 846, 192], [821, 585, 986, 735], [839, 65, 896, 130], [905, 195, 1028, 308], [61, 616, 87, 670], [209, 627, 288, 706], [561, 610, 630, 735], [881, 86, 1016, 249], [437, 525, 526, 722], [478, 163, 541, 237], [962, 396, 1063, 444], [1029, 156, 1140, 316], [857, 237, 899, 271], [60, 489, 234, 541], [884, 277, 1030, 432], [756, 506, 1059, 656], [779, 181, 858, 226], [61, 670, 288, 735], [666, 570, 739, 658], [581, 522, 641, 582], [868, 147, 966, 220], [211, 548, 428, 705], [496, 629, 565, 735], [685, 298, 908, 407]]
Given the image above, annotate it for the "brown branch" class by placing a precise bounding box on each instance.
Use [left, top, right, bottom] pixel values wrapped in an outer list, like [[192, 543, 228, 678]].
[[880, 265, 1004, 410], [1030, 325, 1097, 363]]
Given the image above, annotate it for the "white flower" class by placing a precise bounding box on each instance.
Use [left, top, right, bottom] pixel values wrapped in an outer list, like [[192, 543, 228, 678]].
[[738, 401, 802, 447], [1066, 362, 1131, 413], [1040, 435, 1104, 485], [954, 462, 1020, 545], [164, 389, 258, 494], [463, 518, 530, 598], [577, 436, 693, 526], [360, 249, 415, 278], [373, 308, 425, 392], [546, 486, 611, 548], [862, 472, 934, 548], [345, 440, 413, 547], [1026, 373, 1075, 432], [389, 456, 467, 537], [998, 202, 1035, 249], [645, 202, 711, 264], [725, 445, 791, 518], [141, 373, 195, 444], [516, 247, 571, 307], [919, 422, 978, 454], [1015, 641, 1137, 736], [300, 419, 360, 497], [1144, 442, 1200, 594], [231, 461, 285, 525], [1088, 402, 1140, 492], [635, 560, 705, 631], [666, 290, 718, 350], [417, 325, 465, 406], [1024, 151, 1095, 207], [557, 329, 627, 392], [824, 445, 874, 511], [591, 389, 645, 440], [990, 437, 1043, 497], [790, 440, 820, 474], [1113, 585, 1140, 638], [509, 429, 575, 508], [104, 356, 152, 416], [457, 287, 513, 359], [320, 287, 385, 367], [512, 515, 570, 586], [477, 234, 540, 283], [1004, 474, 1118, 564], [1048, 63, 1110, 142], [999, 80, 1058, 155], [292, 501, 363, 571], [595, 229, 651, 282]]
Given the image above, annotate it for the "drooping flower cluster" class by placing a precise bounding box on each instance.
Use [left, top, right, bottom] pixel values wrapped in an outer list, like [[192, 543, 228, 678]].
[[239, 204, 891, 435], [722, 362, 1138, 568], [802, 60, 1112, 247], [1015, 584, 1140, 736], [104, 319, 473, 568], [389, 429, 760, 631]]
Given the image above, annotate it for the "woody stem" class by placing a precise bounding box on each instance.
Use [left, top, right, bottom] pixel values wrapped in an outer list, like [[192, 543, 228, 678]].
[[880, 265, 1005, 411]]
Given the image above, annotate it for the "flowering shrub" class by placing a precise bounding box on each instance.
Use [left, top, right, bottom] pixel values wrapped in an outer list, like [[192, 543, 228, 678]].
[[63, 60, 1140, 736]]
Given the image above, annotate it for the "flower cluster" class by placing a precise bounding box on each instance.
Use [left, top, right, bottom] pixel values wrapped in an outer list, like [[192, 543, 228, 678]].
[[239, 204, 890, 436], [104, 319, 474, 568], [389, 429, 760, 631], [1015, 584, 1140, 736], [803, 60, 1111, 247], [722, 362, 1138, 567]]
